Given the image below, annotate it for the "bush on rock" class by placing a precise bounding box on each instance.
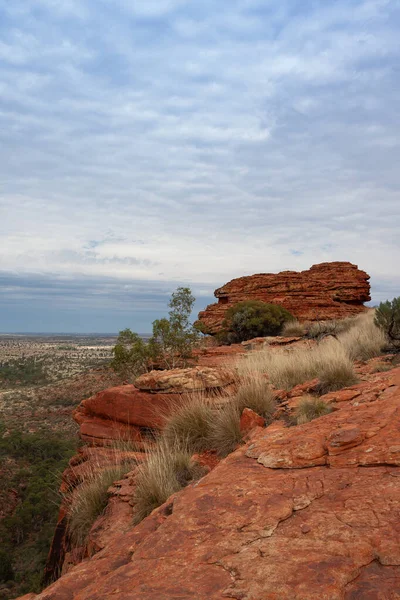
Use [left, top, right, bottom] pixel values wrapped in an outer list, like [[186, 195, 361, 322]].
[[220, 301, 294, 343]]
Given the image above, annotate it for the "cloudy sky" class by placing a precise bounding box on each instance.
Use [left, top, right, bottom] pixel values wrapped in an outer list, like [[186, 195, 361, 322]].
[[1, 0, 399, 333]]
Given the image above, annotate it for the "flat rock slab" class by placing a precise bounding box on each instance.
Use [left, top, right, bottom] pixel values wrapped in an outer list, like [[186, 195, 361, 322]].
[[135, 366, 235, 393]]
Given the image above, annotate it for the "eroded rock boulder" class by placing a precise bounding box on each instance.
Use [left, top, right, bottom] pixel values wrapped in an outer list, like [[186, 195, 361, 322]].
[[197, 261, 371, 335], [74, 366, 235, 447]]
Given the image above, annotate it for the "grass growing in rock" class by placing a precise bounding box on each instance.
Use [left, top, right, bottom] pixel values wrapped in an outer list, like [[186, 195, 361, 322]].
[[294, 396, 333, 425], [67, 462, 136, 548], [234, 377, 276, 421], [281, 319, 306, 337], [236, 313, 385, 392], [208, 401, 243, 457], [238, 341, 357, 392], [162, 395, 215, 453], [132, 442, 205, 525]]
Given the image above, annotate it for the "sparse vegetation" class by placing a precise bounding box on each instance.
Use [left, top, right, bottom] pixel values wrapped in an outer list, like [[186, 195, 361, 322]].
[[237, 338, 357, 392], [67, 462, 136, 548], [0, 423, 77, 598], [281, 319, 306, 337], [0, 356, 49, 386], [234, 378, 276, 421], [294, 396, 333, 425], [339, 312, 386, 361], [111, 287, 200, 377], [162, 395, 214, 453], [220, 300, 294, 343], [307, 317, 356, 340], [208, 401, 243, 457], [132, 442, 204, 524], [375, 297, 400, 349]]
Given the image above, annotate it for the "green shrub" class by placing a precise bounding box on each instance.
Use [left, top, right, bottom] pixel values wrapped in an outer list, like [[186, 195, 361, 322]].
[[0, 356, 49, 387], [133, 443, 204, 524], [110, 329, 151, 378], [0, 550, 14, 582], [0, 423, 77, 595], [221, 301, 294, 343], [375, 297, 400, 348], [294, 396, 333, 425]]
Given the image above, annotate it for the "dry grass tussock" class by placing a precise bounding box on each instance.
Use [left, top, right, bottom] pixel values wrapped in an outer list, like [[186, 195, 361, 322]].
[[238, 340, 357, 393], [132, 441, 204, 524], [281, 319, 306, 337], [162, 394, 215, 453], [234, 377, 276, 420], [237, 311, 386, 393], [307, 316, 357, 339], [67, 459, 137, 547], [338, 312, 386, 361], [294, 395, 333, 425]]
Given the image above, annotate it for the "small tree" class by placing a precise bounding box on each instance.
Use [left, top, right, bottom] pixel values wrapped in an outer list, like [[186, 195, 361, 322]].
[[111, 329, 151, 378], [374, 297, 400, 348], [221, 300, 294, 343], [111, 287, 200, 376], [152, 287, 199, 368]]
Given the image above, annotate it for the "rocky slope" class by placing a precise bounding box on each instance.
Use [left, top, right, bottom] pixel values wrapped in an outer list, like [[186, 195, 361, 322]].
[[197, 261, 371, 335], [19, 365, 400, 600]]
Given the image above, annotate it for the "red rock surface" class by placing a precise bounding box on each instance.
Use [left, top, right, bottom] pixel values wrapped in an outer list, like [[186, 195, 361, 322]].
[[74, 367, 236, 447], [197, 261, 371, 335], [23, 367, 400, 600], [239, 407, 265, 436]]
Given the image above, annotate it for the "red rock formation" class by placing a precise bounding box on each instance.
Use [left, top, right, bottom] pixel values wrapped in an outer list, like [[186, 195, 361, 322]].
[[197, 261, 371, 335], [22, 367, 400, 600], [43, 366, 236, 581], [74, 366, 236, 447]]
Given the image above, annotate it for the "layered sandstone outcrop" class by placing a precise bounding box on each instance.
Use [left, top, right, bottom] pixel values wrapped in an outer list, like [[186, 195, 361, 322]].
[[43, 366, 236, 580], [74, 366, 236, 447], [23, 366, 400, 600], [197, 261, 371, 335]]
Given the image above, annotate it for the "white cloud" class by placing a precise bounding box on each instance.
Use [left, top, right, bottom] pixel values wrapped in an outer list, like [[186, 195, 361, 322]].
[[0, 0, 400, 326]]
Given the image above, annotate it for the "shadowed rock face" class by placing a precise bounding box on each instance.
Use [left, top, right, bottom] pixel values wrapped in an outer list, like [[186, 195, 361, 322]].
[[23, 367, 400, 600], [197, 261, 371, 335]]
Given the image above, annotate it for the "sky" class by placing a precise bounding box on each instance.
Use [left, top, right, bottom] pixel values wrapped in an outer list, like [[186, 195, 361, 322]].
[[1, 0, 399, 333]]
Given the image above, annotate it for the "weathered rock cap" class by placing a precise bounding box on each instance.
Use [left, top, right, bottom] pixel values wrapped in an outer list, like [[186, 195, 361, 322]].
[[197, 261, 371, 335], [134, 366, 235, 393]]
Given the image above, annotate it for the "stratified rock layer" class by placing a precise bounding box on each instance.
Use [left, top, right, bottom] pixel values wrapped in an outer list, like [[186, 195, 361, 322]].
[[24, 368, 400, 600], [74, 366, 235, 446], [197, 261, 371, 335]]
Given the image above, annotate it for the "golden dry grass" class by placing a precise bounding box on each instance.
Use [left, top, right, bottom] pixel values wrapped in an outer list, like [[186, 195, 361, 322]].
[[236, 311, 385, 394], [208, 401, 243, 457], [237, 339, 357, 392], [234, 377, 276, 421], [161, 394, 215, 453], [67, 462, 134, 547], [338, 312, 386, 361], [132, 441, 204, 524], [294, 395, 333, 425], [281, 319, 306, 337]]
